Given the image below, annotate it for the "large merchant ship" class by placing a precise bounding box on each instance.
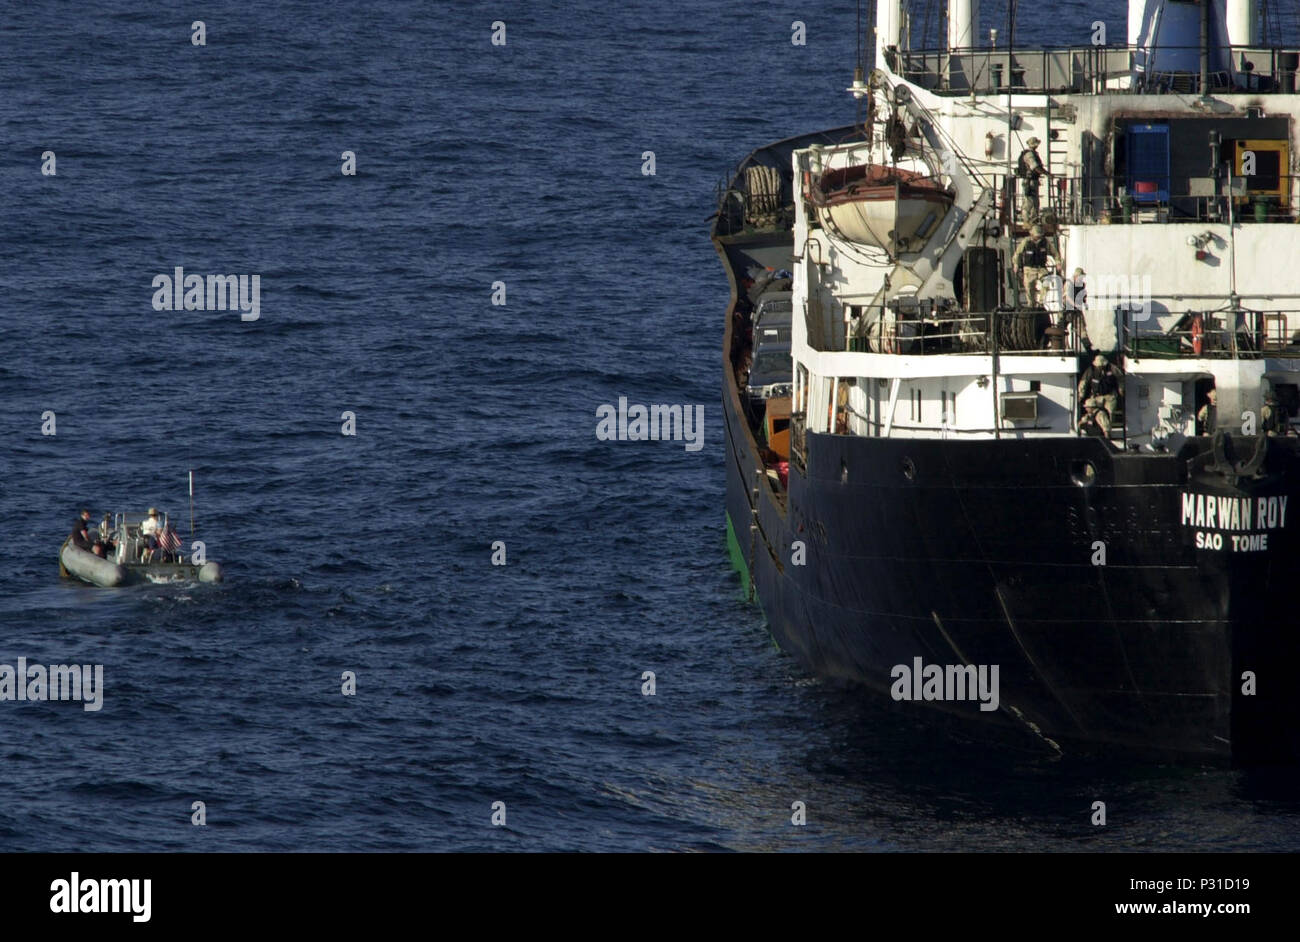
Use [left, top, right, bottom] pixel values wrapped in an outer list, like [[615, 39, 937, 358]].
[[716, 0, 1300, 762]]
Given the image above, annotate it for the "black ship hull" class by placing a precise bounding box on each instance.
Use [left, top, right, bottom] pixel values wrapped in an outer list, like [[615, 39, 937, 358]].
[[723, 378, 1300, 763], [713, 125, 1300, 764]]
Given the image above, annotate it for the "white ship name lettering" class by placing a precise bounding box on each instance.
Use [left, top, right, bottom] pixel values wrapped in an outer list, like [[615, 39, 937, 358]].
[[1180, 493, 1288, 532]]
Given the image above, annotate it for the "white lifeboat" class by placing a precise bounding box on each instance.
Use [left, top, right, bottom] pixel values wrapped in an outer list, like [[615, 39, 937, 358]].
[[811, 164, 953, 253]]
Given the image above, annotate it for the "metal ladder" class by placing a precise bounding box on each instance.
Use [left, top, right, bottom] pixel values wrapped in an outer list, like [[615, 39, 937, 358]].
[[1044, 96, 1072, 219]]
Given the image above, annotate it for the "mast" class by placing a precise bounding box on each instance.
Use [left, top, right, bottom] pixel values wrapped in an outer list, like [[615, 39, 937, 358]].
[[1200, 0, 1211, 99]]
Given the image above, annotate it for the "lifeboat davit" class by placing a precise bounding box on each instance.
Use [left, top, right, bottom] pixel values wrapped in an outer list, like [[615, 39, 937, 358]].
[[811, 164, 953, 253]]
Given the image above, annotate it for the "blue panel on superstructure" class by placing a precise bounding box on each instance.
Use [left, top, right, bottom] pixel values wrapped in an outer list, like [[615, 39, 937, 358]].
[[1142, 0, 1204, 74], [1127, 124, 1171, 203]]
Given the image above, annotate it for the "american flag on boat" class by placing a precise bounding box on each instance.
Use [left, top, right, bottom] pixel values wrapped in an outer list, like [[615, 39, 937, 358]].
[[158, 526, 181, 552]]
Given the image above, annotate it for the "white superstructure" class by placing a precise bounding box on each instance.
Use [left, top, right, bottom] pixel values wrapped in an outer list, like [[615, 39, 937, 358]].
[[791, 0, 1300, 450]]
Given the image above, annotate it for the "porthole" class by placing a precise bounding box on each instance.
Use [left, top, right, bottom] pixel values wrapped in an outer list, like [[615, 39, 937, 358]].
[[1070, 460, 1097, 487]]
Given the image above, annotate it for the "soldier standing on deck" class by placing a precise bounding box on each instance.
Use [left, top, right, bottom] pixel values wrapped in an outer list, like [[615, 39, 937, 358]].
[[1012, 224, 1060, 307], [1017, 137, 1048, 221]]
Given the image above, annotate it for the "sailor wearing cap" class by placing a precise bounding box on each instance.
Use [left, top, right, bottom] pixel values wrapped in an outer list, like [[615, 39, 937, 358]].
[[1017, 136, 1048, 220], [1012, 224, 1060, 308]]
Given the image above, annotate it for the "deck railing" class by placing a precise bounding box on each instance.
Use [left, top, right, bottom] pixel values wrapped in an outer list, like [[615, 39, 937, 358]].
[[1003, 174, 1300, 227], [893, 44, 1300, 96], [848, 309, 1086, 356], [1123, 308, 1300, 359], [843, 307, 1300, 359]]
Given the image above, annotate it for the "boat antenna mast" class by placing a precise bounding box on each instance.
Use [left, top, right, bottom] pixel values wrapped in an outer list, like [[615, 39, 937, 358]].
[[188, 469, 196, 541]]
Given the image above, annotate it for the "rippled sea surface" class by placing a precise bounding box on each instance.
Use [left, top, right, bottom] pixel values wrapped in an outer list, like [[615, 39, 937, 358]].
[[0, 0, 1297, 851]]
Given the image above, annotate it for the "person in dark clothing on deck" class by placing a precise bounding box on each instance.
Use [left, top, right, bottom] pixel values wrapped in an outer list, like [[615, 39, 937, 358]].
[[1262, 389, 1289, 436], [1197, 388, 1217, 436]]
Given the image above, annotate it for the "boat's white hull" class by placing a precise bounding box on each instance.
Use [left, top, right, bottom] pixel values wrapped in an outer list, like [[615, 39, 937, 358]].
[[59, 539, 127, 587], [59, 538, 223, 587]]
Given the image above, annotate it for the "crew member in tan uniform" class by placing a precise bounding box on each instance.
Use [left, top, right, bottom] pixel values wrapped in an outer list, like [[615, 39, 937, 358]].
[[1012, 224, 1060, 307]]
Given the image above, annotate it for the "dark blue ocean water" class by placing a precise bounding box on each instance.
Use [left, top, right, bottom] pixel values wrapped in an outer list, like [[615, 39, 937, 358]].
[[0, 0, 1297, 852]]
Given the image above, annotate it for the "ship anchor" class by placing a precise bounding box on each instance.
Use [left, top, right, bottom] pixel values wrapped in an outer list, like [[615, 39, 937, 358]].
[[1207, 430, 1268, 486]]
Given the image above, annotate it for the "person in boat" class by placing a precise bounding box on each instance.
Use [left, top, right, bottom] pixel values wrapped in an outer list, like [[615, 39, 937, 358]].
[[1197, 388, 1218, 436], [1017, 137, 1048, 220], [71, 522, 94, 553], [140, 507, 161, 562], [96, 513, 117, 553], [1012, 225, 1060, 308], [1078, 354, 1123, 436]]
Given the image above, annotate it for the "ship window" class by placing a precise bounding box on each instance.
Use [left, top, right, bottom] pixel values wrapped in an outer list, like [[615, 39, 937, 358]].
[[940, 390, 956, 425]]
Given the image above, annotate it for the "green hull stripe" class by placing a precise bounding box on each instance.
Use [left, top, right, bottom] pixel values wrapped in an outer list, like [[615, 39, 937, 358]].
[[725, 510, 751, 598]]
